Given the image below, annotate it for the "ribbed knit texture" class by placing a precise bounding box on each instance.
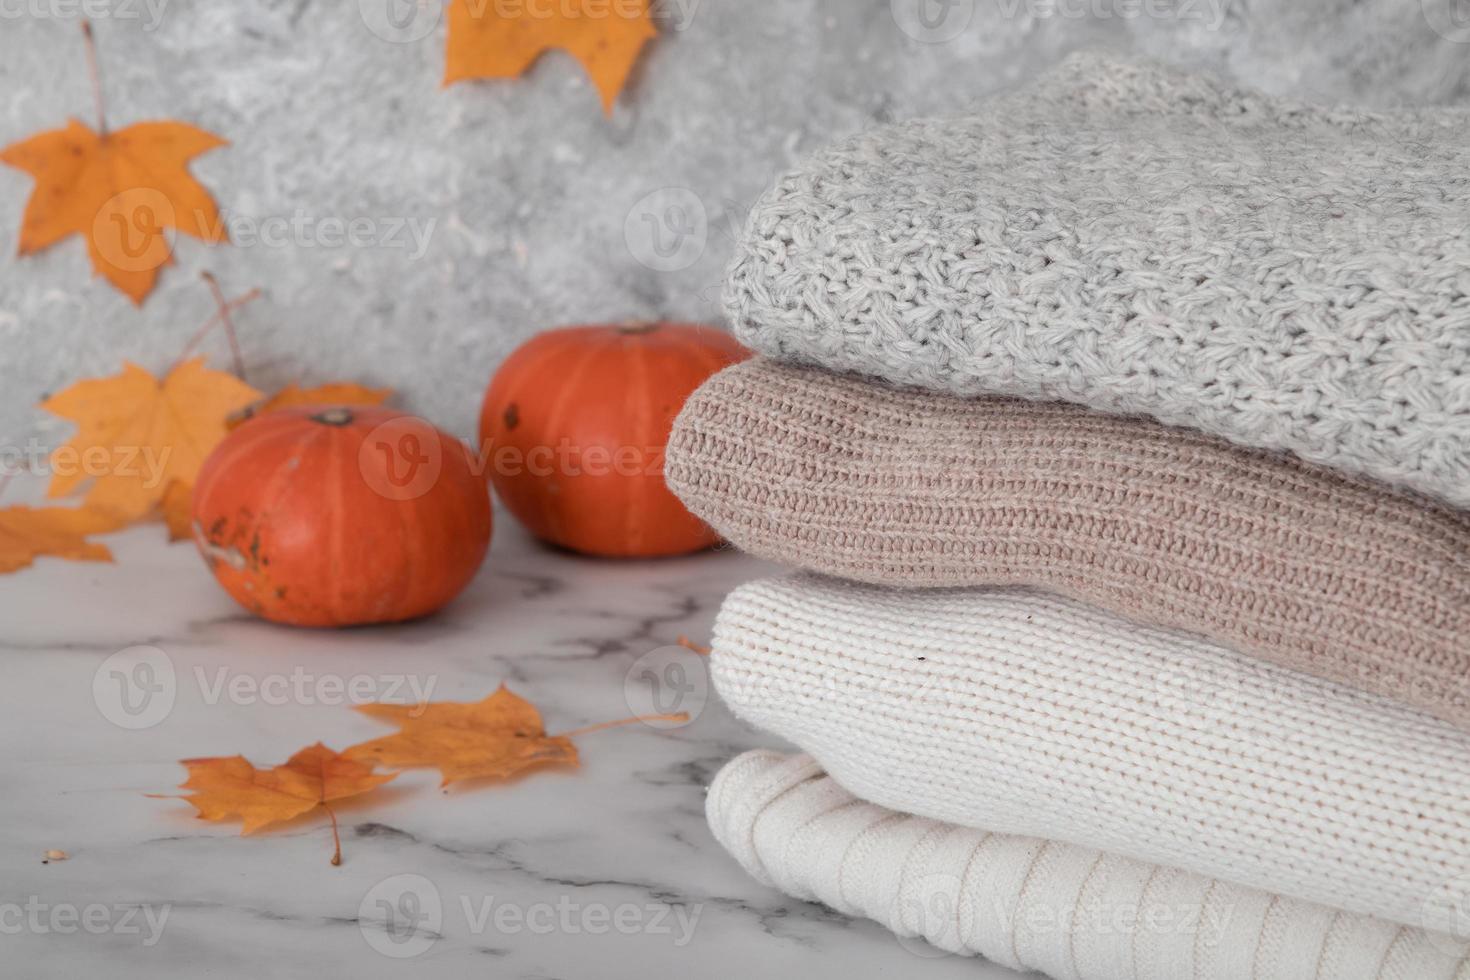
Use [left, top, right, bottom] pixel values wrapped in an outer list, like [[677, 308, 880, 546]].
[[710, 575, 1470, 939], [724, 52, 1470, 507], [667, 359, 1470, 729], [709, 750, 1470, 980]]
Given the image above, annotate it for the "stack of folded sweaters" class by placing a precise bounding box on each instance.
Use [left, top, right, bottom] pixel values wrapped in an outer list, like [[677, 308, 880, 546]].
[[665, 54, 1470, 979]]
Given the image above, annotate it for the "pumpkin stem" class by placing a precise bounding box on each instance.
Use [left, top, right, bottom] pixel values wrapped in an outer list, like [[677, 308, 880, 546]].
[[617, 321, 660, 335], [310, 408, 357, 427]]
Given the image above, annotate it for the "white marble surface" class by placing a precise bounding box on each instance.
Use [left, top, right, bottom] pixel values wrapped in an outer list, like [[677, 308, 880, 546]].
[[0, 510, 1026, 979]]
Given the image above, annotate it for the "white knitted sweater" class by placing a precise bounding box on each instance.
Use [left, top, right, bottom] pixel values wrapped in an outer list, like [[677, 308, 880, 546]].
[[710, 575, 1470, 938], [709, 751, 1470, 980], [724, 53, 1470, 507]]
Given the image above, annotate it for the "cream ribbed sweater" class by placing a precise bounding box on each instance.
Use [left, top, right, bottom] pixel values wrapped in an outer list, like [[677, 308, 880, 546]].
[[709, 751, 1470, 980], [710, 575, 1470, 938], [667, 359, 1470, 728]]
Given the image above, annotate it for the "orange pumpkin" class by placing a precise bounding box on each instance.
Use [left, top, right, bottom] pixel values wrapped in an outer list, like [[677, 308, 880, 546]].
[[191, 405, 492, 627], [479, 322, 748, 557]]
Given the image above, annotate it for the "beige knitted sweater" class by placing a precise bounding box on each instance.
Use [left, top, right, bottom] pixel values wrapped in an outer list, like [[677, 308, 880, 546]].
[[667, 359, 1470, 728]]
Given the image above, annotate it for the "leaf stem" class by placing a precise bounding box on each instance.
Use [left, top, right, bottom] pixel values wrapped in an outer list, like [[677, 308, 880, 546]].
[[81, 20, 107, 137], [558, 713, 690, 740], [675, 635, 711, 655], [324, 803, 342, 866], [200, 272, 247, 380], [169, 287, 261, 377]]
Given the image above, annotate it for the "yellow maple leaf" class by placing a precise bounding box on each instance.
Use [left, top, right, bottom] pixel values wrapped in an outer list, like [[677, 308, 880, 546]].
[[158, 743, 397, 865], [1, 119, 228, 305], [444, 0, 658, 114], [0, 504, 124, 574], [347, 686, 581, 786], [346, 685, 688, 787], [41, 358, 262, 521], [159, 479, 193, 542]]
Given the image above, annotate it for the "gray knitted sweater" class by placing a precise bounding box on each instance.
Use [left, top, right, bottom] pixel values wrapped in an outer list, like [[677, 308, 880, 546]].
[[725, 53, 1470, 507]]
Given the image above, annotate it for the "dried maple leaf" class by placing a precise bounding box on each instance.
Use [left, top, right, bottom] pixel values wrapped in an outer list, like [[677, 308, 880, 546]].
[[0, 504, 123, 574], [159, 479, 193, 542], [1, 119, 228, 305], [444, 0, 657, 115], [41, 358, 262, 521], [159, 743, 396, 865], [347, 685, 581, 786], [347, 685, 689, 786], [227, 382, 393, 430]]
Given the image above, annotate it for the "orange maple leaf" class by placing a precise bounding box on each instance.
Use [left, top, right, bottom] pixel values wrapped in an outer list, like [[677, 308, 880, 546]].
[[347, 686, 690, 787], [160, 743, 397, 865], [347, 685, 582, 786], [41, 358, 262, 522], [444, 0, 658, 114], [0, 504, 124, 574], [159, 479, 193, 542], [227, 382, 393, 430], [1, 119, 229, 305]]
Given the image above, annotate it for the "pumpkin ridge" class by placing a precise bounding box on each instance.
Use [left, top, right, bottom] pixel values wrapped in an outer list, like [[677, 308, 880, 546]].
[[623, 338, 651, 553], [194, 422, 310, 536], [321, 423, 354, 624], [533, 342, 605, 542]]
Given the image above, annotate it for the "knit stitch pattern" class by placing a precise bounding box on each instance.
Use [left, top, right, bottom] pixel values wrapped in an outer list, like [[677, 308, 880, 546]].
[[667, 359, 1470, 728], [710, 575, 1470, 938], [709, 750, 1470, 980], [723, 52, 1470, 506]]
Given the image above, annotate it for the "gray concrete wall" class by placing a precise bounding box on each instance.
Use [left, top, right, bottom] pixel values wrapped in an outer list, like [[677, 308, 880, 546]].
[[2, 0, 1467, 445]]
